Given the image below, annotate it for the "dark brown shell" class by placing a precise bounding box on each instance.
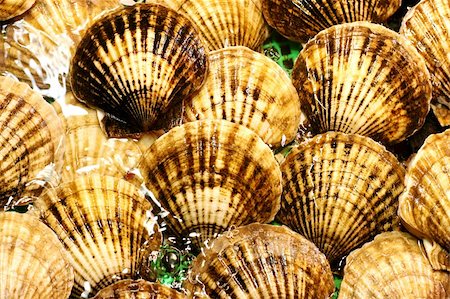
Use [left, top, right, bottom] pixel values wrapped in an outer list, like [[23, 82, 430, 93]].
[[70, 3, 208, 133]]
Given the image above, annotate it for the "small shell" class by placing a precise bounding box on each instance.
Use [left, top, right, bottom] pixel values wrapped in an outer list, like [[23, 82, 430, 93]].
[[0, 0, 35, 21], [132, 120, 281, 249], [398, 129, 450, 271], [0, 212, 74, 299], [184, 223, 335, 298], [339, 231, 450, 298], [400, 0, 450, 126], [262, 0, 401, 43], [183, 46, 303, 148], [33, 174, 162, 298], [166, 0, 269, 51], [93, 280, 187, 299], [292, 22, 432, 145], [0, 76, 65, 207], [278, 132, 405, 267], [70, 3, 208, 134]]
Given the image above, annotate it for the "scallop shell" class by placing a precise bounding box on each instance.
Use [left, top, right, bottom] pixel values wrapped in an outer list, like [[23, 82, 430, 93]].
[[339, 231, 450, 298], [93, 280, 187, 299], [183, 46, 303, 148], [33, 174, 162, 298], [0, 76, 65, 207], [132, 120, 281, 248], [278, 131, 405, 267], [398, 129, 450, 271], [0, 212, 74, 299], [184, 223, 335, 298], [166, 0, 269, 51], [0, 0, 35, 21], [70, 3, 208, 134], [292, 21, 432, 145], [262, 0, 401, 43], [400, 0, 450, 126]]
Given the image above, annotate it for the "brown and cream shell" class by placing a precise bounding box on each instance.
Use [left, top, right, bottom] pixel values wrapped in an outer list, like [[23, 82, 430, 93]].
[[0, 212, 74, 299], [70, 3, 208, 135], [130, 119, 281, 249], [292, 22, 432, 145], [0, 0, 35, 21], [278, 132, 405, 268], [0, 76, 65, 208], [33, 174, 162, 298], [398, 129, 450, 271], [183, 46, 303, 148], [400, 0, 450, 126], [184, 223, 335, 298], [339, 231, 450, 298], [93, 280, 186, 299]]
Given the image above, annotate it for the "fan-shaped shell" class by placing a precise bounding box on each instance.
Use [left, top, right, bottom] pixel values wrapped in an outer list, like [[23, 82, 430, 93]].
[[166, 0, 269, 51], [93, 280, 187, 299], [183, 46, 302, 148], [339, 231, 450, 298], [262, 0, 401, 43], [278, 131, 405, 267], [70, 3, 208, 134], [0, 0, 35, 21], [398, 129, 450, 271], [400, 0, 450, 126], [33, 174, 162, 298], [0, 76, 65, 207], [0, 212, 74, 299], [131, 120, 281, 249], [292, 22, 432, 145], [184, 223, 334, 298]]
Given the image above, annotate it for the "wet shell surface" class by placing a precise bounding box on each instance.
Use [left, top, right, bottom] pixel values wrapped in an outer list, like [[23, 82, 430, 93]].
[[132, 119, 282, 249], [166, 0, 269, 51], [292, 21, 432, 145], [0, 76, 65, 207], [339, 231, 450, 298], [0, 0, 35, 21], [183, 46, 302, 148], [398, 129, 450, 271], [400, 0, 450, 126], [0, 212, 74, 299], [70, 3, 208, 134], [262, 0, 401, 43], [278, 131, 405, 267], [93, 279, 187, 299], [33, 174, 162, 298], [184, 223, 335, 298]]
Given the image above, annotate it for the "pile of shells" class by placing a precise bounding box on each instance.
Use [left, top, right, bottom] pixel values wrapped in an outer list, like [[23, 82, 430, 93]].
[[1, 0, 450, 298]]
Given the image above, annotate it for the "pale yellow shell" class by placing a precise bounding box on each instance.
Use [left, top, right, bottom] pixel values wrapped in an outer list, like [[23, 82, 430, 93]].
[[0, 212, 74, 299], [0, 0, 35, 21], [93, 280, 187, 299], [400, 0, 450, 126], [399, 129, 450, 271], [339, 231, 450, 298], [183, 46, 303, 148]]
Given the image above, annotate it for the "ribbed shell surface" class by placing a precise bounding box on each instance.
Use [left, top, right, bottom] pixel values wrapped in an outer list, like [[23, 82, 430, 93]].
[[0, 0, 35, 20], [93, 279, 187, 299], [0, 212, 74, 299], [398, 129, 450, 270], [0, 76, 64, 207], [262, 0, 401, 42], [339, 232, 450, 298], [134, 120, 282, 248], [34, 174, 162, 298], [70, 3, 208, 133], [166, 0, 269, 51], [400, 0, 450, 126], [184, 223, 334, 298], [278, 132, 405, 267], [183, 46, 302, 148], [292, 22, 432, 145]]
